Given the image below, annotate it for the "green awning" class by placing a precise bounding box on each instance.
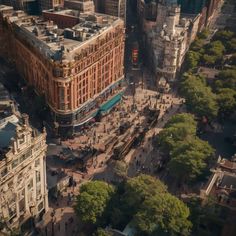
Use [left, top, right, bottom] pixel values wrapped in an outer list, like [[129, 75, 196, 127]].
[[99, 93, 122, 113]]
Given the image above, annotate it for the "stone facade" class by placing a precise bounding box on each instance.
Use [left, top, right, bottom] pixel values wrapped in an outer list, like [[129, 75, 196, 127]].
[[0, 114, 48, 233], [138, 0, 204, 82]]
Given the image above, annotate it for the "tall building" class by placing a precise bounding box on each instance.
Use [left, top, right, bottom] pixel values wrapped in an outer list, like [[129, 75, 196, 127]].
[[144, 0, 189, 81], [1, 0, 39, 14], [177, 0, 206, 14], [64, 0, 95, 13], [0, 84, 48, 234], [0, 5, 125, 136], [93, 0, 126, 22], [39, 0, 64, 12]]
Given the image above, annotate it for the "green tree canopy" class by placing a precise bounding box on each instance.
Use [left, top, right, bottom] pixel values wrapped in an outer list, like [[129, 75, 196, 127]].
[[207, 41, 225, 56], [190, 38, 205, 51], [180, 74, 218, 119], [75, 181, 115, 225], [111, 175, 168, 228], [158, 113, 197, 151], [216, 88, 236, 115], [165, 113, 197, 128], [93, 228, 113, 236], [202, 41, 225, 65], [213, 30, 234, 42], [185, 51, 201, 70], [215, 69, 236, 90], [133, 193, 192, 236], [202, 54, 218, 65], [227, 38, 236, 53], [113, 160, 128, 179], [123, 174, 167, 210], [198, 29, 210, 40], [168, 137, 214, 182]]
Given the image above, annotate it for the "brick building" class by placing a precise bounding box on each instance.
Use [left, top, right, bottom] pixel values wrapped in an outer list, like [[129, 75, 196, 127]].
[[0, 6, 125, 136]]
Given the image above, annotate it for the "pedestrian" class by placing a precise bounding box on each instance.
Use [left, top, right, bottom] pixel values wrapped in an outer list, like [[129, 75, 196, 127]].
[[65, 222, 68, 231]]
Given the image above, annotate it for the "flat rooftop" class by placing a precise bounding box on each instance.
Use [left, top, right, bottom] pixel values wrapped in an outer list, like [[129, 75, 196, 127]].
[[0, 6, 122, 62]]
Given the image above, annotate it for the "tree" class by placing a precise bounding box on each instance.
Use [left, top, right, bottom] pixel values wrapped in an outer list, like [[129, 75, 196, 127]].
[[168, 138, 214, 182], [113, 160, 128, 180], [165, 113, 197, 129], [93, 228, 113, 236], [133, 193, 192, 236], [215, 69, 236, 90], [202, 41, 225, 65], [180, 74, 218, 119], [216, 88, 236, 115], [187, 197, 227, 236], [202, 54, 217, 65], [111, 175, 168, 228], [123, 175, 167, 211], [190, 38, 205, 51], [75, 181, 115, 226], [227, 38, 236, 53], [198, 29, 210, 40], [213, 30, 234, 42], [207, 41, 225, 56], [158, 113, 197, 152], [185, 51, 201, 70]]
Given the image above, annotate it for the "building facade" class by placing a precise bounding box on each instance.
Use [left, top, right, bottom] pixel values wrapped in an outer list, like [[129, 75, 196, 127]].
[[145, 0, 189, 81], [39, 0, 64, 12], [0, 113, 48, 234], [93, 0, 126, 23], [1, 0, 39, 14], [138, 0, 205, 82], [0, 6, 125, 136], [64, 0, 95, 13]]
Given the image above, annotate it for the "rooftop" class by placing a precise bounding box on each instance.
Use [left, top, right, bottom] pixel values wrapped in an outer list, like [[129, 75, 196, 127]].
[[0, 122, 17, 149], [219, 158, 236, 171], [0, 6, 122, 62], [219, 174, 236, 190]]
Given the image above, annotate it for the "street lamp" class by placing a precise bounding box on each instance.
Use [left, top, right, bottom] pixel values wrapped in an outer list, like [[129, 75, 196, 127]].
[[130, 81, 136, 112]]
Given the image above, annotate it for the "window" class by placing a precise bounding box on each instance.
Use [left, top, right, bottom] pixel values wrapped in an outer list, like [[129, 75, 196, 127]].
[[12, 159, 18, 168], [1, 168, 7, 177], [36, 184, 41, 196], [36, 171, 41, 183], [38, 202, 44, 212], [28, 179, 33, 190], [35, 159, 40, 168]]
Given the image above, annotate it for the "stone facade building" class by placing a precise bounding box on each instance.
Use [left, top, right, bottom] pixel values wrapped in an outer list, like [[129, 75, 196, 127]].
[[137, 0, 203, 82], [0, 5, 125, 136], [0, 113, 48, 233]]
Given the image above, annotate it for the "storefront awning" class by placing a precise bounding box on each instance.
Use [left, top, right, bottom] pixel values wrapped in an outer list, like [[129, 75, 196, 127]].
[[99, 93, 122, 113]]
